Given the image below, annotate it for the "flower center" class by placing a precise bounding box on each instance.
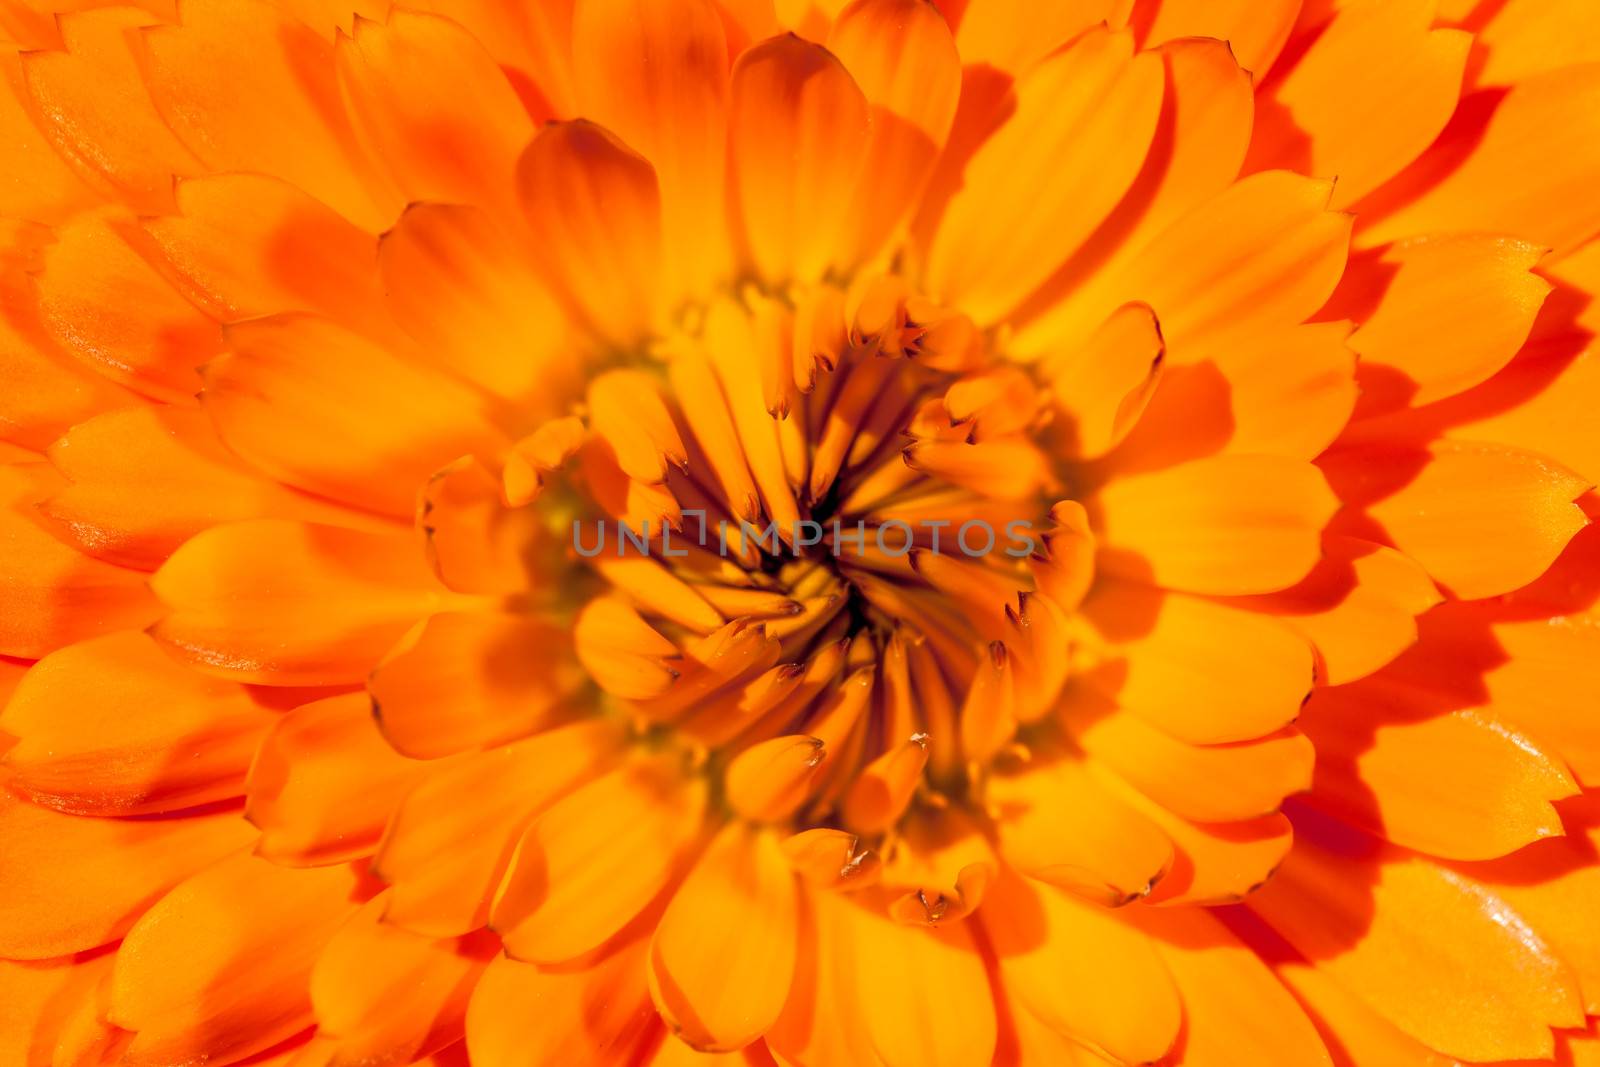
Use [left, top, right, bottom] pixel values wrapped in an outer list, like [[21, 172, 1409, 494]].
[[540, 274, 1078, 857]]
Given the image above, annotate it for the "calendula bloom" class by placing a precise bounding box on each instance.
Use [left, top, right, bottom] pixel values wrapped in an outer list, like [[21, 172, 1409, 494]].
[[5, 0, 1600, 1062]]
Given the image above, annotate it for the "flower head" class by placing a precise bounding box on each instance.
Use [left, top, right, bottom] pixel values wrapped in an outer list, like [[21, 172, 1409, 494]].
[[3, 0, 1600, 1064]]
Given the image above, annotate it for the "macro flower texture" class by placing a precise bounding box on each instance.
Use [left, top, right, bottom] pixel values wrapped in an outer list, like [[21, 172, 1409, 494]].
[[5, 0, 1600, 1062]]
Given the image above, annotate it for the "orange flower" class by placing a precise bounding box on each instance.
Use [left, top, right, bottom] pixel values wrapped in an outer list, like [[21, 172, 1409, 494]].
[[2, 0, 1600, 1063]]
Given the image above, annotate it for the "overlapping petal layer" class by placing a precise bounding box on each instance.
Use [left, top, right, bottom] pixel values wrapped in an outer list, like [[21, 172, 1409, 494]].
[[1, 0, 1599, 1064]]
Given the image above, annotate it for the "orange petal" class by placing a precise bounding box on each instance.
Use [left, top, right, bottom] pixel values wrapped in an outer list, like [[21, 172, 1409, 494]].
[[140, 173, 386, 328], [1277, 959, 1463, 1065], [205, 313, 506, 517], [18, 7, 202, 211], [1229, 535, 1442, 686], [379, 202, 582, 414], [310, 897, 496, 1065], [109, 853, 362, 1067], [668, 346, 766, 528], [1474, 0, 1600, 88], [1339, 235, 1551, 407], [1067, 704, 1314, 824], [1402, 579, 1600, 784], [246, 692, 424, 866], [418, 456, 550, 595], [0, 631, 274, 815], [1094, 453, 1339, 596], [1005, 591, 1073, 726], [336, 9, 532, 205], [588, 369, 689, 484], [431, 0, 576, 114], [0, 955, 117, 1067], [725, 735, 828, 823], [570, 0, 733, 300], [1417, 338, 1600, 491], [699, 298, 802, 533], [0, 462, 155, 658], [778, 828, 882, 892], [1321, 440, 1590, 599], [0, 51, 99, 224], [985, 865, 1181, 1064], [1017, 171, 1350, 365], [1127, 905, 1333, 1065], [900, 438, 1053, 500], [1302, 678, 1579, 860], [877, 808, 997, 927], [0, 318, 138, 451], [948, 0, 1127, 75], [843, 903, 997, 1067], [1140, 0, 1302, 79], [492, 753, 709, 964], [516, 120, 663, 347], [649, 824, 798, 1052], [574, 594, 682, 701], [926, 28, 1162, 325], [824, 0, 959, 272], [987, 751, 1172, 906], [34, 212, 221, 402], [726, 34, 868, 284], [1079, 581, 1314, 745], [132, 0, 395, 229], [42, 406, 377, 569], [1004, 37, 1253, 347], [503, 415, 587, 506], [1249, 822, 1585, 1062], [958, 641, 1017, 767], [149, 519, 438, 686], [0, 792, 253, 959], [767, 886, 874, 1065], [841, 733, 931, 835], [371, 611, 581, 759], [591, 552, 726, 636], [375, 719, 626, 937], [465, 938, 657, 1066], [1028, 502, 1095, 614], [1248, 0, 1468, 209], [1003, 1000, 1124, 1066], [1103, 320, 1357, 473], [1091, 760, 1295, 906], [1362, 64, 1600, 256], [1042, 302, 1164, 460], [1453, 796, 1600, 1017]]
